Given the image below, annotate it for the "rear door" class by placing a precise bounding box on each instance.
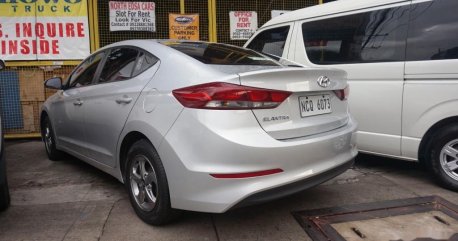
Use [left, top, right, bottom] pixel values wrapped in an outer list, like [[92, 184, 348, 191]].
[[83, 47, 159, 167], [293, 2, 411, 156]]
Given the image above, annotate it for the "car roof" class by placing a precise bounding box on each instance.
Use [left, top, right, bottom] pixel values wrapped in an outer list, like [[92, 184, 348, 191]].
[[99, 39, 245, 54], [263, 0, 409, 28], [98, 39, 251, 62], [98, 39, 178, 57], [96, 39, 285, 76]]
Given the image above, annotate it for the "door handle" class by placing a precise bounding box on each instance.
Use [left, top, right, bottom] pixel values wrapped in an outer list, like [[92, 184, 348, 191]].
[[116, 96, 133, 104], [73, 100, 83, 106]]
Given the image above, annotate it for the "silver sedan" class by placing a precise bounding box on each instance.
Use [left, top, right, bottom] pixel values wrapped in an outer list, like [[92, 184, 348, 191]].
[[41, 40, 357, 225]]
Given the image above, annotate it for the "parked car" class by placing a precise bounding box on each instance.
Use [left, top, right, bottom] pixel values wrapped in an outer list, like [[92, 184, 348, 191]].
[[245, 0, 458, 191], [41, 40, 357, 224], [0, 59, 10, 211]]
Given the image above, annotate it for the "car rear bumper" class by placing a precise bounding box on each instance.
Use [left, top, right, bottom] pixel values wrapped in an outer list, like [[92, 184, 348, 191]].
[[232, 158, 354, 210], [159, 109, 358, 213]]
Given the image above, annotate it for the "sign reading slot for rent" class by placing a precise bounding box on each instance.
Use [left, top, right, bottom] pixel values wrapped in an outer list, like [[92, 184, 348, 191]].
[[109, 1, 156, 32], [229, 11, 257, 40], [0, 0, 90, 61]]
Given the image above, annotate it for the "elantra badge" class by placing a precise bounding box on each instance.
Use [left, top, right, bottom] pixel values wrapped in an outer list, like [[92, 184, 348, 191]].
[[317, 76, 331, 88]]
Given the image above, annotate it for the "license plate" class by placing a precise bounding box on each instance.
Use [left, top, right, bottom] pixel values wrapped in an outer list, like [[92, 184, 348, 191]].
[[299, 94, 332, 117]]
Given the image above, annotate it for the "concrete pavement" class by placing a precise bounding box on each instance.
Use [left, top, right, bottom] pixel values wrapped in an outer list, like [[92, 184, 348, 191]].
[[0, 141, 457, 241]]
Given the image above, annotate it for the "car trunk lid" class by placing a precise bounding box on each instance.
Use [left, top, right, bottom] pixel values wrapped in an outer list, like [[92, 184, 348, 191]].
[[238, 67, 349, 140]]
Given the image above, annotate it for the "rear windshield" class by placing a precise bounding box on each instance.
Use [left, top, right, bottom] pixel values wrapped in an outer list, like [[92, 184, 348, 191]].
[[162, 41, 280, 66]]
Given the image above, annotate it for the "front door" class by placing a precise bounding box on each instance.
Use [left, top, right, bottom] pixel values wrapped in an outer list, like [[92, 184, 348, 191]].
[[53, 52, 106, 156]]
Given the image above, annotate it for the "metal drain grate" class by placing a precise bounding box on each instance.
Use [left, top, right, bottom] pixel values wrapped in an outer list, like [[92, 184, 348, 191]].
[[293, 196, 458, 241]]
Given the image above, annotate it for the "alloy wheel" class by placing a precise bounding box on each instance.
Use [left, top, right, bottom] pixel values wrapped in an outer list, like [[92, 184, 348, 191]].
[[44, 123, 53, 153], [440, 139, 458, 181], [130, 155, 158, 212]]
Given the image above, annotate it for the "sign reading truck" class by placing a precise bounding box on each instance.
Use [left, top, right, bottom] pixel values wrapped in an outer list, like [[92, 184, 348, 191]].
[[0, 0, 90, 61]]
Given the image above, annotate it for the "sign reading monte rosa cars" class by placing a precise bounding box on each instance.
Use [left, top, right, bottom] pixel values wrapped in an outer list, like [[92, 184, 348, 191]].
[[169, 13, 199, 41], [109, 1, 156, 32], [229, 11, 257, 40], [0, 0, 90, 61]]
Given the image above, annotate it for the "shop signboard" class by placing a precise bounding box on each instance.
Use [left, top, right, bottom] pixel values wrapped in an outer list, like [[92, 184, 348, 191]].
[[0, 0, 91, 61], [109, 1, 156, 32]]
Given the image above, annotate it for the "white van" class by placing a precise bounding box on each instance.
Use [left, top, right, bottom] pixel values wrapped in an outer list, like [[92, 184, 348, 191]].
[[244, 0, 458, 190]]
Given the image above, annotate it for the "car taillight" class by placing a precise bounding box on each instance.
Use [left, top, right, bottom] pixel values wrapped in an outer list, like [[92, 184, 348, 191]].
[[333, 85, 349, 101], [172, 82, 292, 110]]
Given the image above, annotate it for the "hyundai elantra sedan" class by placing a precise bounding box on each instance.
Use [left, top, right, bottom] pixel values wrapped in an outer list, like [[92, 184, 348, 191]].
[[41, 40, 357, 225]]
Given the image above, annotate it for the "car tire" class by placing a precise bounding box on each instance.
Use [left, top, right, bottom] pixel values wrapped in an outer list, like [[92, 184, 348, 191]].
[[0, 180, 10, 211], [0, 150, 10, 211], [125, 139, 180, 225], [429, 125, 458, 191], [42, 116, 63, 161]]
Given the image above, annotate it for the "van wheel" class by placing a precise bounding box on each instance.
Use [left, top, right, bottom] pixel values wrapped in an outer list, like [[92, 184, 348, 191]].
[[429, 125, 458, 191], [42, 116, 63, 161], [125, 139, 180, 225]]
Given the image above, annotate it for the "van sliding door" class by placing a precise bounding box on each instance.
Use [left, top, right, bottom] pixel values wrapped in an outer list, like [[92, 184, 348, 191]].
[[402, 0, 458, 159], [295, 3, 411, 156]]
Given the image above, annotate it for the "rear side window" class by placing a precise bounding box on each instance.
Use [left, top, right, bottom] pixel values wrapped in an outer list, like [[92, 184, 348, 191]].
[[302, 6, 410, 65], [132, 51, 159, 76], [407, 0, 458, 61], [246, 26, 290, 58], [99, 48, 139, 83], [163, 42, 279, 66]]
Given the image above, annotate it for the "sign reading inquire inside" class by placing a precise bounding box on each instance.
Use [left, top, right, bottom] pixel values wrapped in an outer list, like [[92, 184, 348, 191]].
[[169, 14, 199, 41], [229, 11, 257, 40], [109, 1, 156, 32], [0, 0, 90, 61]]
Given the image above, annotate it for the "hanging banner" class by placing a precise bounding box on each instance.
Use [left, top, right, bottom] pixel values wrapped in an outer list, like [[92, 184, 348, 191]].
[[0, 0, 90, 61], [229, 11, 257, 40], [109, 1, 156, 32], [169, 14, 199, 41], [271, 10, 290, 19]]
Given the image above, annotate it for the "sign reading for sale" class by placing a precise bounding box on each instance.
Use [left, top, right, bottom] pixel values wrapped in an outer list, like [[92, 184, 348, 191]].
[[0, 0, 91, 61], [229, 11, 257, 40], [109, 1, 156, 32]]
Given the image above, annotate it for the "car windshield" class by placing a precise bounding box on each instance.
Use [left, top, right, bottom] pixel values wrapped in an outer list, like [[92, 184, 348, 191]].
[[161, 41, 280, 66]]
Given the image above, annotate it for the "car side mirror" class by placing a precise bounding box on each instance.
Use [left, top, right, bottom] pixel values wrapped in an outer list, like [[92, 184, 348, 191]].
[[0, 60, 5, 71], [44, 77, 63, 90]]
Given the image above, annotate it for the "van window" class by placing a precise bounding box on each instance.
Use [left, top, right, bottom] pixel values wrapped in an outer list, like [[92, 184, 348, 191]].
[[246, 26, 290, 59], [407, 0, 458, 61], [302, 6, 410, 65]]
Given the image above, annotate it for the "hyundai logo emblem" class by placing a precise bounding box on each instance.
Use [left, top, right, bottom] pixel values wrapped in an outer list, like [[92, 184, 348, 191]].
[[317, 76, 331, 88]]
